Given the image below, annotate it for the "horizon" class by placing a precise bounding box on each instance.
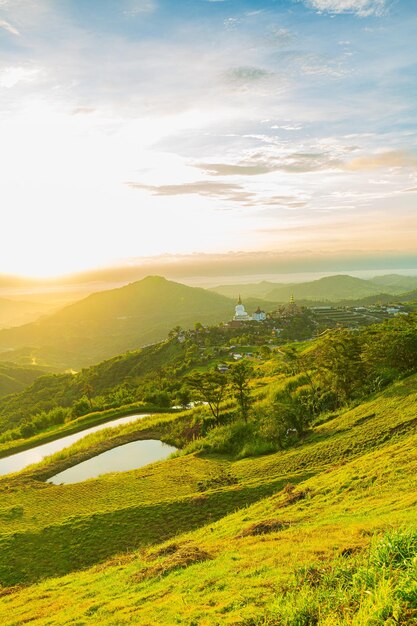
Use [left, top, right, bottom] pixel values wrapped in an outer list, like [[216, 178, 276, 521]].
[[1, 265, 417, 300], [1, 0, 417, 278]]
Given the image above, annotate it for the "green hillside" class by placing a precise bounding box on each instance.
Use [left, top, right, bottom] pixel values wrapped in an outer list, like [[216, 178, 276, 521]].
[[0, 371, 416, 623], [0, 317, 417, 623], [0, 362, 50, 398], [0, 339, 186, 435], [0, 277, 233, 370]]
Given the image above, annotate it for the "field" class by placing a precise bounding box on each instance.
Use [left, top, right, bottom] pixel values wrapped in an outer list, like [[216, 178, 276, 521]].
[[0, 371, 416, 624]]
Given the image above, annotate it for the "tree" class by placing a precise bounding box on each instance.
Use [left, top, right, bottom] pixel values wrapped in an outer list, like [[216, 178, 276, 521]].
[[362, 316, 417, 376], [314, 329, 365, 405], [186, 370, 228, 425], [82, 383, 94, 410], [229, 360, 253, 422]]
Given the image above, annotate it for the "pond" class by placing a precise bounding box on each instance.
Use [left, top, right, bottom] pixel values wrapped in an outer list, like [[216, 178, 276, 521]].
[[47, 439, 177, 484], [0, 413, 150, 476]]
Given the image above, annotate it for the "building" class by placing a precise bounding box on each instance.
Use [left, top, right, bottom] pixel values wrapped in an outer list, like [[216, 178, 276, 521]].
[[253, 306, 266, 322], [233, 296, 252, 322]]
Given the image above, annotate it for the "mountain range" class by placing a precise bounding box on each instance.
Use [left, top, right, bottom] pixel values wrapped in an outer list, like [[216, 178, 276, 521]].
[[0, 273, 416, 371], [211, 273, 417, 302]]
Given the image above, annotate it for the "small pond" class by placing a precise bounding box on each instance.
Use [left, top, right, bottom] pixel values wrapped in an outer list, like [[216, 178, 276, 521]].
[[0, 413, 150, 476], [47, 439, 177, 484]]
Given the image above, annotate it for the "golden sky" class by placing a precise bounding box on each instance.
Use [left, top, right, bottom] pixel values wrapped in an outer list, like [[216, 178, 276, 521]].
[[1, 0, 417, 278]]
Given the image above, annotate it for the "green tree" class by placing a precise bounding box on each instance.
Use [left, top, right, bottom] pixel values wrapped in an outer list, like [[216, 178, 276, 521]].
[[186, 370, 228, 425], [229, 360, 253, 422], [314, 329, 365, 404]]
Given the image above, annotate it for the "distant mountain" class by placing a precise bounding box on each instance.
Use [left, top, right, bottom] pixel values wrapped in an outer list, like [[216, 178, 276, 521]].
[[369, 274, 417, 293], [0, 298, 53, 330], [209, 281, 284, 300], [0, 276, 234, 369], [265, 275, 395, 302]]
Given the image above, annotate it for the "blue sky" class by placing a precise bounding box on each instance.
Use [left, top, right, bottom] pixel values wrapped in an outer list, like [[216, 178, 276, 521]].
[[0, 0, 416, 277]]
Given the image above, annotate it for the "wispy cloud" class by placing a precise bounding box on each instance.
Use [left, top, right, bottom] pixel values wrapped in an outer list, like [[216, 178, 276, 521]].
[[303, 0, 387, 16], [196, 152, 342, 176], [345, 150, 417, 171], [0, 66, 40, 88], [0, 18, 19, 36], [126, 181, 307, 209], [195, 150, 417, 178], [123, 0, 157, 16]]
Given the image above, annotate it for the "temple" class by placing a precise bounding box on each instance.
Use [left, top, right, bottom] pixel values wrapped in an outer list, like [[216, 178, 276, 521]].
[[232, 296, 266, 323]]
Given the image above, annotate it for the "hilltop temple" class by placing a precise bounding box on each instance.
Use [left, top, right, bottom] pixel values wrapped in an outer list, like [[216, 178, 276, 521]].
[[232, 296, 266, 323]]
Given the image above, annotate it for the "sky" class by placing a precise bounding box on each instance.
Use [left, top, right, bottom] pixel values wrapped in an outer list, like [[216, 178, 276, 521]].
[[0, 0, 417, 278]]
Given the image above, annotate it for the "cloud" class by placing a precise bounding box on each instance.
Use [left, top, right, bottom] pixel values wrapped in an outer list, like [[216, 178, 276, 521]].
[[0, 66, 40, 88], [127, 181, 244, 197], [197, 163, 276, 176], [0, 18, 19, 36], [126, 181, 306, 209], [227, 66, 271, 83], [303, 0, 387, 16], [194, 150, 417, 179], [123, 0, 156, 15], [196, 152, 342, 176], [71, 107, 96, 115], [345, 150, 417, 171]]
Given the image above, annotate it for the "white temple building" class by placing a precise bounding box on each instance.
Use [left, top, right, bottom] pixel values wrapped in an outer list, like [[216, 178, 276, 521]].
[[234, 296, 251, 321], [233, 297, 266, 323]]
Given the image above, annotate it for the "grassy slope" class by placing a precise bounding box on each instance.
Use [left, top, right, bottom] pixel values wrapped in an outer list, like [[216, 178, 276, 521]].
[[0, 374, 416, 623], [0, 339, 184, 433], [0, 415, 416, 623]]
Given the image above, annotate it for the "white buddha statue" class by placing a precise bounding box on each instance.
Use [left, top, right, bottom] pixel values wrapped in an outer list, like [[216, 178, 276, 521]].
[[234, 296, 251, 321]]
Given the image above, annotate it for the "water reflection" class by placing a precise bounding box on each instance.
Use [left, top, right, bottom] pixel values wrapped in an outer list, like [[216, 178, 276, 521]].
[[0, 413, 149, 476], [47, 439, 177, 484]]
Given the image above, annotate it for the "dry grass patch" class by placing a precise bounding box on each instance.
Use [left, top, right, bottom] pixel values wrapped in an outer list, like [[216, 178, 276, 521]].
[[237, 518, 290, 538], [133, 541, 213, 582]]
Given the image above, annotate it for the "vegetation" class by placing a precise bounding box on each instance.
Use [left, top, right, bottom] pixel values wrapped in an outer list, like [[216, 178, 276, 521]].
[[0, 276, 234, 369], [0, 311, 417, 623], [0, 362, 50, 398]]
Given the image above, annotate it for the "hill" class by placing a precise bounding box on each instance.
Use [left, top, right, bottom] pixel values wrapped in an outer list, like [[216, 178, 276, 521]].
[[370, 273, 417, 292], [0, 362, 51, 398], [209, 281, 284, 300], [265, 274, 397, 302], [210, 274, 405, 303], [0, 366, 416, 623], [0, 277, 234, 370]]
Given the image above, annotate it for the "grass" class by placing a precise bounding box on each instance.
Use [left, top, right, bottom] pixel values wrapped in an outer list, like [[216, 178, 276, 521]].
[[0, 373, 416, 622], [0, 429, 416, 623], [0, 401, 172, 460]]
